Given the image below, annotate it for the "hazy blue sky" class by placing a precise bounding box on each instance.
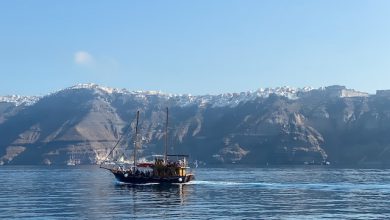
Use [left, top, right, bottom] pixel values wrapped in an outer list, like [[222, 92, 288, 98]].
[[1, 0, 390, 95]]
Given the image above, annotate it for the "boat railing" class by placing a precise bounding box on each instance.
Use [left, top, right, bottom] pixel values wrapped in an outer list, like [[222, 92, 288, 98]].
[[153, 154, 190, 167]]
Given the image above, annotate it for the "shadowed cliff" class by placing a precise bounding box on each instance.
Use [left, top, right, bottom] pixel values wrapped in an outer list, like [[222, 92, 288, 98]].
[[1, 84, 390, 166]]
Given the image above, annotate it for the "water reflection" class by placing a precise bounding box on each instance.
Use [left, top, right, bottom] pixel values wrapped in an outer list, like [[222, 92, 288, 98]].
[[2, 166, 390, 219], [110, 183, 194, 219], [115, 183, 191, 205]]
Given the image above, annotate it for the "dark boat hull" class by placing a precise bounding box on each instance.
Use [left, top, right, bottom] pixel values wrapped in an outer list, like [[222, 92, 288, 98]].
[[112, 171, 195, 184]]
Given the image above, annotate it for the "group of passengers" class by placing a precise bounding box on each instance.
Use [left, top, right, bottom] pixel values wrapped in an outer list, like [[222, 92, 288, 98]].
[[166, 160, 184, 167], [116, 166, 153, 177]]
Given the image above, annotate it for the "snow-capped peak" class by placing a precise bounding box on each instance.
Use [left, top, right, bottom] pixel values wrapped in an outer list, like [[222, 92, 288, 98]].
[[0, 95, 40, 106], [194, 86, 314, 108], [45, 83, 316, 108], [68, 83, 125, 94]]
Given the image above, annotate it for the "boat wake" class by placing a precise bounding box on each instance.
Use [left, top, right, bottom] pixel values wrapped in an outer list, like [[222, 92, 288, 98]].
[[115, 181, 160, 186], [187, 180, 243, 185], [187, 180, 390, 192]]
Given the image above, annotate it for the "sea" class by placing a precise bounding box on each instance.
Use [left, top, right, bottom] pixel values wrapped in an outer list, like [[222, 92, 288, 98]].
[[1, 166, 390, 219]]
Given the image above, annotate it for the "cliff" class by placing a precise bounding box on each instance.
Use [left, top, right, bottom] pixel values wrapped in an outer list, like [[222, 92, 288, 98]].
[[1, 84, 390, 166]]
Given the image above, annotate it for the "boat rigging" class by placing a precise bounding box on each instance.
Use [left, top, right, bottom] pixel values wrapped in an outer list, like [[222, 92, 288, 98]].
[[100, 107, 195, 184]]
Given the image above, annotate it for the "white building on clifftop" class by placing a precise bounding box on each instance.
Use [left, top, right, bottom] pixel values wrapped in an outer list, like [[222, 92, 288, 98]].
[[325, 85, 369, 98]]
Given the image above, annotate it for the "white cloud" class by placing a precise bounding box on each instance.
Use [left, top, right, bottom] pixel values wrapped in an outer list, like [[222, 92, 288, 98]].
[[74, 51, 94, 65]]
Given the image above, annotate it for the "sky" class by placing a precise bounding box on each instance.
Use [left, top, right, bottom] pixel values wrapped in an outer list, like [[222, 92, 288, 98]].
[[1, 0, 390, 96]]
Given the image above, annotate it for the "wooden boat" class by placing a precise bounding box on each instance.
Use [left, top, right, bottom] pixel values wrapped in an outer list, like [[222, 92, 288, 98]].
[[100, 108, 195, 184]]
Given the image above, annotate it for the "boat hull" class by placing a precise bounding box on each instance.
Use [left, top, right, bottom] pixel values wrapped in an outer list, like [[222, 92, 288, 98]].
[[112, 171, 194, 184]]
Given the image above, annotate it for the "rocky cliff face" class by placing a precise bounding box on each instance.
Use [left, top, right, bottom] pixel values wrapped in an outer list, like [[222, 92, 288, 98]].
[[1, 84, 390, 166]]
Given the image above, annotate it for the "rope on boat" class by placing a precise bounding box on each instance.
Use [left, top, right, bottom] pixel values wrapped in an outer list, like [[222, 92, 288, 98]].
[[99, 112, 138, 166]]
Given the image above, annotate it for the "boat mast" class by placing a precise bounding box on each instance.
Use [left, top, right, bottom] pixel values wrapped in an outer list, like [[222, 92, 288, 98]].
[[133, 110, 140, 168], [164, 107, 168, 165]]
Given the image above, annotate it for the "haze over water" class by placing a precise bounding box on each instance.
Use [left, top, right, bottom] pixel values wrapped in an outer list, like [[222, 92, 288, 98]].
[[1, 166, 390, 219]]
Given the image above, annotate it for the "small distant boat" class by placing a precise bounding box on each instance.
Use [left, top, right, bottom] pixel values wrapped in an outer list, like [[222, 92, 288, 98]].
[[66, 146, 80, 166], [100, 108, 195, 184], [66, 160, 76, 166], [303, 159, 330, 166]]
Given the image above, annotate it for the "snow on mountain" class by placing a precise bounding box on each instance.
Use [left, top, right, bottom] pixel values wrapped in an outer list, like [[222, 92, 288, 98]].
[[193, 86, 314, 108], [0, 95, 40, 106], [59, 84, 316, 108], [0, 84, 315, 108], [65, 83, 128, 95]]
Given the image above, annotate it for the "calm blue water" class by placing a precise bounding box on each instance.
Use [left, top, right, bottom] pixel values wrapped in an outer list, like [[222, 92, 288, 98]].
[[1, 166, 390, 219]]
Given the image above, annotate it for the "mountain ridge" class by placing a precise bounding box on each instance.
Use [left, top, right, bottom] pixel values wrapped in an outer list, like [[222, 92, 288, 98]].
[[1, 84, 389, 166], [1, 83, 317, 107]]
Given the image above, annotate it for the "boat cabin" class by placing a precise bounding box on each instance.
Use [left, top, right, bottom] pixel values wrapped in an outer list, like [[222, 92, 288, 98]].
[[152, 154, 190, 177]]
